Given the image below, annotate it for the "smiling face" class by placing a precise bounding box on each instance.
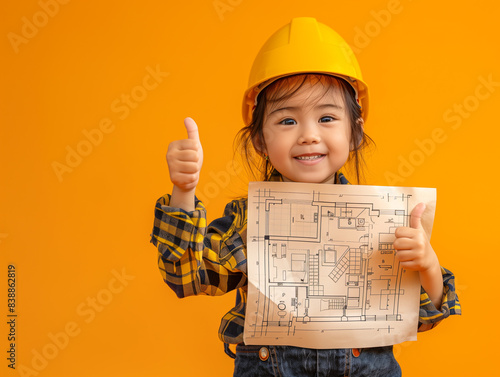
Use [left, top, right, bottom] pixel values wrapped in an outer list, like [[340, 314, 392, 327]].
[[257, 75, 353, 184]]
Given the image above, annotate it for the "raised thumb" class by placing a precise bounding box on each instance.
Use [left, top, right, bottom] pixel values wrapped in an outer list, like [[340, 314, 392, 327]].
[[184, 117, 200, 141], [410, 202, 426, 229]]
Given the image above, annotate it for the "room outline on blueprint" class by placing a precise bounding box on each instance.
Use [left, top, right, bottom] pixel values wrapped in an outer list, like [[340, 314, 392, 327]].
[[244, 181, 436, 349]]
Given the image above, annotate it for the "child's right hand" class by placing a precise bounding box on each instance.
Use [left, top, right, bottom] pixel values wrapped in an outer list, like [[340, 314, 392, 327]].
[[166, 117, 203, 192]]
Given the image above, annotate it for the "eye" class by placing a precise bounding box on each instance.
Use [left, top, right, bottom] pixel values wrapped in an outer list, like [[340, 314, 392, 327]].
[[319, 116, 335, 123], [279, 118, 296, 125]]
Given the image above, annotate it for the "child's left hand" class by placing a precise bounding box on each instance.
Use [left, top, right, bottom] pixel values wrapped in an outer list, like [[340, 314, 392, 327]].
[[393, 202, 444, 311], [393, 203, 439, 273]]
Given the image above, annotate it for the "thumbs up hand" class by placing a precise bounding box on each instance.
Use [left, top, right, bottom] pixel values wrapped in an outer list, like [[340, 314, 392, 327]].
[[166, 117, 204, 192], [393, 203, 439, 273]]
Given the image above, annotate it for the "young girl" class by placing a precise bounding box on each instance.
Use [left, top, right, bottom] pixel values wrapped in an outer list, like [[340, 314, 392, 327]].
[[150, 17, 460, 376]]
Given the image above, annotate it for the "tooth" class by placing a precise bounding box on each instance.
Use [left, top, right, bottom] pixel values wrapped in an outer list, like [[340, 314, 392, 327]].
[[297, 155, 321, 160]]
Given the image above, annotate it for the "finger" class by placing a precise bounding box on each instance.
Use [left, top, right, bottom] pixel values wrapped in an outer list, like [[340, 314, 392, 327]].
[[410, 202, 426, 230], [393, 237, 414, 251], [172, 148, 200, 161], [394, 249, 413, 262], [184, 117, 200, 141], [394, 226, 417, 239], [398, 260, 419, 271], [171, 174, 199, 190], [174, 161, 201, 174], [168, 139, 199, 152]]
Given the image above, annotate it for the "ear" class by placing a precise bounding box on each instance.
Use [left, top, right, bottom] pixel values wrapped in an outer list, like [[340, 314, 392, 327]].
[[351, 117, 364, 151], [252, 132, 267, 156]]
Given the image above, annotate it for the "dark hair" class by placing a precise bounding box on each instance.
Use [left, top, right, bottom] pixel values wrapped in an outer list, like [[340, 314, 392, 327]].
[[234, 74, 374, 184]]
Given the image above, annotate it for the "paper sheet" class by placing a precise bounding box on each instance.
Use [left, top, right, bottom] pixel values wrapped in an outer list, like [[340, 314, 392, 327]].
[[244, 182, 436, 349]]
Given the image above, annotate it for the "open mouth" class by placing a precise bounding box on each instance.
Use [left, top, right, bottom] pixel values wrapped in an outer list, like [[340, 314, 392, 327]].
[[294, 154, 325, 161]]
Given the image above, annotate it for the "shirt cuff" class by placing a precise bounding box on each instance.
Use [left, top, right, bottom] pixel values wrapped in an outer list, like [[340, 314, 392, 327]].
[[418, 266, 462, 330], [150, 194, 207, 261]]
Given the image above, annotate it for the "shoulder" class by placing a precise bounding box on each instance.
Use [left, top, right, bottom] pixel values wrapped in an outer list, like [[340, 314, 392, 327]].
[[226, 197, 248, 211], [223, 197, 248, 227], [206, 197, 248, 234], [337, 172, 350, 185]]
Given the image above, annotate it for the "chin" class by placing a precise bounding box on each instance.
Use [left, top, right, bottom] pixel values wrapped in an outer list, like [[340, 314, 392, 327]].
[[291, 176, 335, 184]]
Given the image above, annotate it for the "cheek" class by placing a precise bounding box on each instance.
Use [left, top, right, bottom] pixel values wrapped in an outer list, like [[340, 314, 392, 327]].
[[262, 122, 290, 152], [263, 127, 295, 155], [328, 131, 351, 152], [267, 140, 289, 159], [262, 127, 279, 149]]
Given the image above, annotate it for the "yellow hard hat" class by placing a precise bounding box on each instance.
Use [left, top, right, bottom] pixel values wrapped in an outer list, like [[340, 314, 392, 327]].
[[242, 17, 369, 126]]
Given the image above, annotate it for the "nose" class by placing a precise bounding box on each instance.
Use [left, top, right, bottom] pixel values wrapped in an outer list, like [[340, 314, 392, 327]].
[[297, 122, 320, 145]]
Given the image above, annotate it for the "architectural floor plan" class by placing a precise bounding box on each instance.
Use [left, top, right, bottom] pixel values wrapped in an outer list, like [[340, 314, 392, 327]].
[[244, 182, 436, 348]]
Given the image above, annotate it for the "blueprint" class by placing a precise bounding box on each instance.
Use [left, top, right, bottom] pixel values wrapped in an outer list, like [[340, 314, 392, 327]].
[[244, 182, 436, 349]]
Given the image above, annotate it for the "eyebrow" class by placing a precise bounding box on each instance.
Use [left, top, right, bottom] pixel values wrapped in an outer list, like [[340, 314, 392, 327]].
[[268, 103, 344, 116]]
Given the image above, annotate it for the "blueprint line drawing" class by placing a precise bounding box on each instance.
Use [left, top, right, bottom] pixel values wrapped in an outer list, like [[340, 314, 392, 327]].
[[244, 182, 436, 349]]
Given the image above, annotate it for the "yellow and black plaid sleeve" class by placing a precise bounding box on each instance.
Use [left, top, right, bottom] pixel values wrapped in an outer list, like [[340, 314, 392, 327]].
[[417, 266, 461, 331], [150, 194, 248, 298]]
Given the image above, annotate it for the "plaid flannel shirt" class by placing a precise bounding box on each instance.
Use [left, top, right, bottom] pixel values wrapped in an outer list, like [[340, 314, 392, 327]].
[[150, 173, 461, 344]]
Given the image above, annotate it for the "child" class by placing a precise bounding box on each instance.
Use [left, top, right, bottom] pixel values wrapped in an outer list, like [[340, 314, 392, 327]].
[[150, 17, 460, 376]]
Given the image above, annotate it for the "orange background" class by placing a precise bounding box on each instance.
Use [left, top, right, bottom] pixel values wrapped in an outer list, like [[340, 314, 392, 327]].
[[1, 0, 499, 376]]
